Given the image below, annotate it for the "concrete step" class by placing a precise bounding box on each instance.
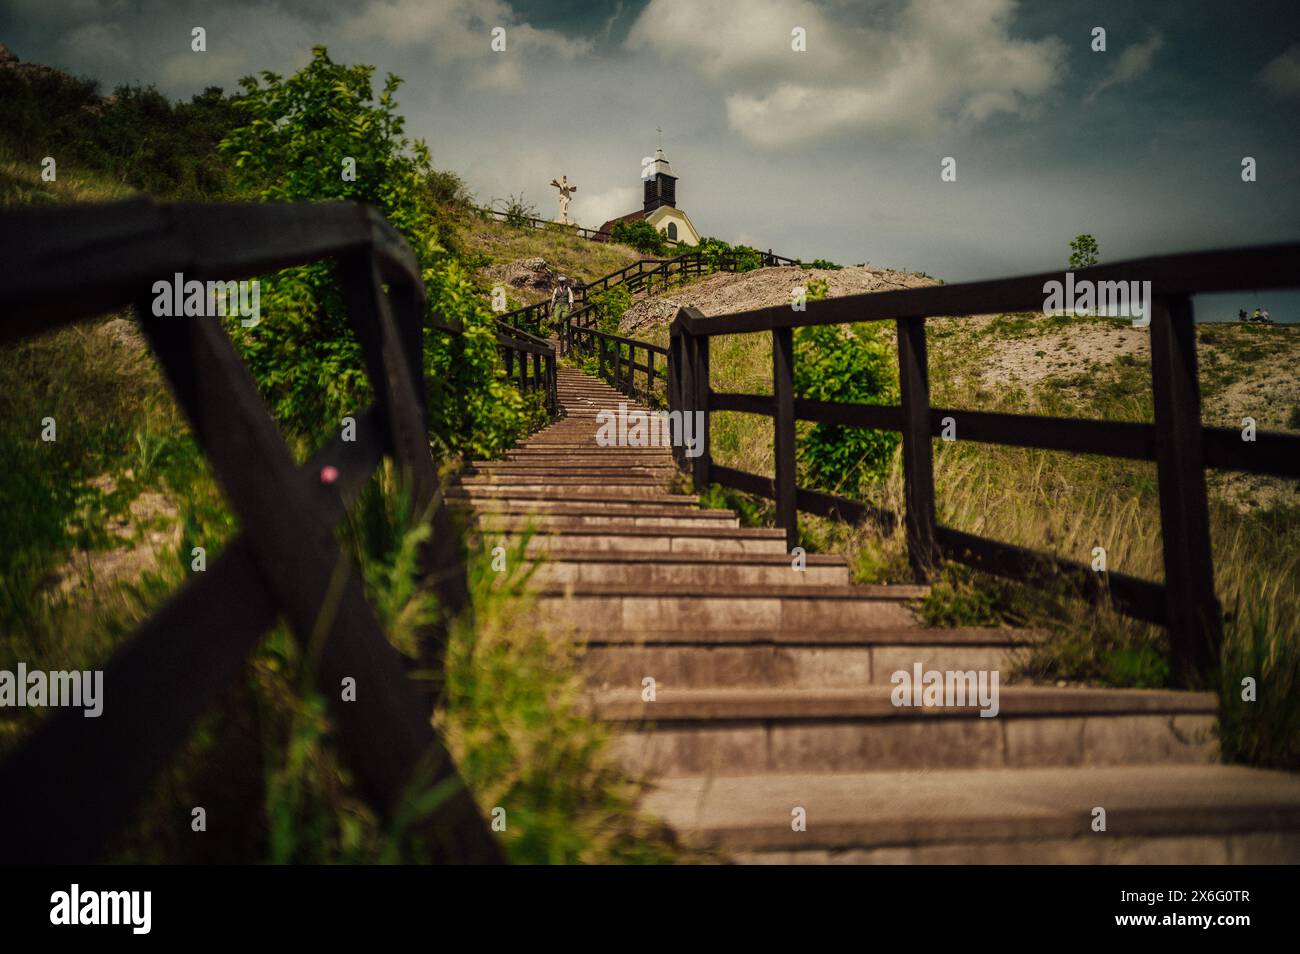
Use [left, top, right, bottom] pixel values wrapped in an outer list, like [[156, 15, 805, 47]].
[[449, 488, 700, 506], [639, 765, 1300, 863], [457, 475, 668, 489], [593, 686, 1219, 775], [491, 524, 791, 555], [580, 627, 1036, 689], [457, 500, 719, 519], [536, 583, 926, 633], [477, 512, 740, 531], [505, 448, 673, 458], [466, 464, 675, 477], [531, 550, 850, 587]]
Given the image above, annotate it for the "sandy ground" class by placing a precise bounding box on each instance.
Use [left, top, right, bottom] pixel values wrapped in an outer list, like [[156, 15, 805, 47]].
[[620, 265, 938, 333]]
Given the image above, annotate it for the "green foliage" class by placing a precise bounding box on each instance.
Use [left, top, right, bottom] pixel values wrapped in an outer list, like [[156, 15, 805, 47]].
[[697, 236, 762, 272], [1101, 644, 1170, 688], [422, 259, 529, 459], [0, 67, 241, 199], [793, 323, 901, 495], [590, 286, 633, 334], [1219, 607, 1300, 769], [804, 258, 842, 270], [805, 277, 829, 302], [217, 47, 526, 455], [611, 218, 667, 256], [496, 192, 537, 228], [1068, 233, 1099, 270], [423, 168, 474, 208]]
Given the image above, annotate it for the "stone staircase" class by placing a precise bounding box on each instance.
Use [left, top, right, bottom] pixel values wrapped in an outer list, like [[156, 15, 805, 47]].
[[452, 366, 1300, 863]]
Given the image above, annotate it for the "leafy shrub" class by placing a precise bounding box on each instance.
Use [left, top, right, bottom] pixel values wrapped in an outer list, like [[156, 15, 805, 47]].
[[1069, 233, 1099, 269], [804, 258, 842, 270], [496, 193, 537, 228], [423, 168, 474, 208], [590, 286, 633, 334], [218, 47, 526, 455], [0, 68, 242, 199], [697, 236, 761, 272], [793, 323, 901, 495], [611, 219, 667, 256]]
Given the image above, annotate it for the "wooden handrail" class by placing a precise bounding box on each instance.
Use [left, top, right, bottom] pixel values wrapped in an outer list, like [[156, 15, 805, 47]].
[[664, 241, 1300, 685], [0, 199, 505, 863]]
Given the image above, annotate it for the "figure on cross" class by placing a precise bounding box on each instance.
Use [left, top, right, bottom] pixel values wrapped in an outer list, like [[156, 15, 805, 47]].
[[550, 175, 577, 225]]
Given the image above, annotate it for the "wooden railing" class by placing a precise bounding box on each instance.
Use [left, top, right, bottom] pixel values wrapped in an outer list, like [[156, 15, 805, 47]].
[[491, 252, 708, 341], [665, 242, 1300, 685], [564, 305, 668, 405], [0, 199, 504, 863], [578, 252, 709, 300], [496, 319, 558, 414]]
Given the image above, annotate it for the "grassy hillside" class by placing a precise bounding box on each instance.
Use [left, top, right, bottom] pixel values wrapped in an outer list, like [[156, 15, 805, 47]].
[[449, 210, 643, 310], [626, 271, 1300, 769]]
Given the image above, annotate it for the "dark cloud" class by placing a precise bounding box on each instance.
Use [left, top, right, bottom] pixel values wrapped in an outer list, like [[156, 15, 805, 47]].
[[4, 0, 1297, 304]]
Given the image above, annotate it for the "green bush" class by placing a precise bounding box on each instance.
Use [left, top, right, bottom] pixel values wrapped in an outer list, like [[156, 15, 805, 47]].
[[793, 322, 901, 495], [0, 69, 242, 199], [611, 219, 667, 256], [590, 286, 633, 334], [697, 236, 761, 272], [218, 47, 526, 455], [496, 193, 537, 228]]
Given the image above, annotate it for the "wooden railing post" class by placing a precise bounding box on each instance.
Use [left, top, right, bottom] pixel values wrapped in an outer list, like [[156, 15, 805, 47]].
[[598, 334, 608, 381], [546, 351, 557, 415], [1150, 294, 1221, 684], [773, 326, 798, 551], [680, 307, 712, 489], [669, 323, 686, 468], [896, 316, 937, 579]]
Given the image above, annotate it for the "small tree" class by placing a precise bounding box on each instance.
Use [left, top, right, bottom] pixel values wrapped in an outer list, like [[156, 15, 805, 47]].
[[218, 46, 526, 456], [496, 193, 536, 228], [1069, 234, 1099, 270], [611, 219, 667, 256]]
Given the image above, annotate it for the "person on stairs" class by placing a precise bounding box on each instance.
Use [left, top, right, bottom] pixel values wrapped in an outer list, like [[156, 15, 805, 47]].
[[550, 276, 575, 336]]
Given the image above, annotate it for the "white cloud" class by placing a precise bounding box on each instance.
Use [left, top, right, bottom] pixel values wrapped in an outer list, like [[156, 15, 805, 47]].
[[1258, 43, 1300, 98], [1086, 30, 1163, 103], [339, 0, 589, 88], [628, 0, 1065, 147], [627, 0, 841, 79], [571, 186, 640, 230]]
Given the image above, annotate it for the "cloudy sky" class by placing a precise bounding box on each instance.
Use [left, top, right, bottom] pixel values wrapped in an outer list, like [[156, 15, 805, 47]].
[[4, 0, 1298, 316]]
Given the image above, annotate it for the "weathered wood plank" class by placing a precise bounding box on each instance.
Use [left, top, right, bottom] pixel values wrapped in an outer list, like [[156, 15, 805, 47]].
[[897, 317, 937, 578], [1149, 295, 1220, 684], [773, 326, 797, 550]]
